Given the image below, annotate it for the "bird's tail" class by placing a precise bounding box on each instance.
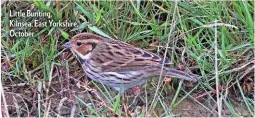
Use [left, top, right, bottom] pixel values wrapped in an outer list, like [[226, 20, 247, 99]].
[[164, 68, 201, 81]]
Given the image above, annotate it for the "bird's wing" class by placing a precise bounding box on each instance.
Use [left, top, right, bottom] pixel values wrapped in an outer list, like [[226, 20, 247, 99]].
[[92, 40, 171, 72]]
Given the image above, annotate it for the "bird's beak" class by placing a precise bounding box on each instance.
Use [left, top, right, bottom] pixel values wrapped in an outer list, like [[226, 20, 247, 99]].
[[63, 42, 72, 48]]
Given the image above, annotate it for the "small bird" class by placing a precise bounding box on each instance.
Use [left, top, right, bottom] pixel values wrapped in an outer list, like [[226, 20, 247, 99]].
[[64, 33, 201, 92]]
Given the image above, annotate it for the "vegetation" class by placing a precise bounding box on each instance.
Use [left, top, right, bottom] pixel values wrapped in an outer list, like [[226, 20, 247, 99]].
[[1, 1, 254, 117]]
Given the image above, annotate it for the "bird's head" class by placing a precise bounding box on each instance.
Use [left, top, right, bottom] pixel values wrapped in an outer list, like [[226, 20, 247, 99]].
[[63, 33, 104, 60]]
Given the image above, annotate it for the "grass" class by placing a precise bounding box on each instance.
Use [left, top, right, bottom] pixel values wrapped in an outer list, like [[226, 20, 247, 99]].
[[1, 1, 254, 117]]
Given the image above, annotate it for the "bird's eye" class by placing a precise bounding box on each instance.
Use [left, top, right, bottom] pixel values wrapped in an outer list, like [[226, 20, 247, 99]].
[[76, 42, 82, 46]]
